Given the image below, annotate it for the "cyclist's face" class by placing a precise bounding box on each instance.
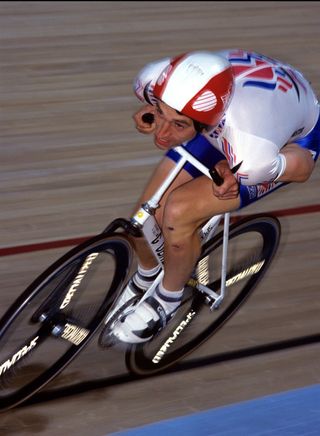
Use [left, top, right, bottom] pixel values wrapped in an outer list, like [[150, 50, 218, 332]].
[[153, 101, 197, 150]]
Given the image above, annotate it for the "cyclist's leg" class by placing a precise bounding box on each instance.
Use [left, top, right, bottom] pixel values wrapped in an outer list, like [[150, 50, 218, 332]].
[[103, 156, 195, 320], [162, 175, 240, 291], [128, 156, 193, 269], [110, 136, 227, 318], [129, 133, 227, 269], [111, 136, 235, 342], [142, 135, 237, 292], [103, 156, 193, 320]]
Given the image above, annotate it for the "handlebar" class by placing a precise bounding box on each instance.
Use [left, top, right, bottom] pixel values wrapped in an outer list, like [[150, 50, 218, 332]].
[[210, 161, 243, 186], [209, 168, 224, 186]]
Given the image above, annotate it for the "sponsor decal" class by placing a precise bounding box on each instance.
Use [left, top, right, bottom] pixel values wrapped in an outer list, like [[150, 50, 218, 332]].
[[150, 259, 265, 364], [196, 256, 210, 285], [151, 231, 164, 264], [200, 223, 214, 241], [0, 336, 39, 376], [61, 323, 90, 346], [226, 260, 265, 287], [152, 310, 196, 363], [60, 253, 99, 309]]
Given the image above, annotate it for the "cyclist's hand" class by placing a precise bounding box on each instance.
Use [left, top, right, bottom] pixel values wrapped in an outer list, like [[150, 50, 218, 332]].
[[133, 105, 156, 134], [212, 160, 239, 200]]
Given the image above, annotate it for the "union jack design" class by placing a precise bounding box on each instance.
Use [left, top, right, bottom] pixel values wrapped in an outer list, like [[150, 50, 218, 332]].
[[221, 137, 236, 167], [228, 50, 300, 97], [209, 117, 226, 138], [257, 181, 277, 197]]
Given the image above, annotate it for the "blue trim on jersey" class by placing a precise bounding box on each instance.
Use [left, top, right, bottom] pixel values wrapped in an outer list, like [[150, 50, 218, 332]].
[[295, 115, 320, 159], [166, 133, 225, 178]]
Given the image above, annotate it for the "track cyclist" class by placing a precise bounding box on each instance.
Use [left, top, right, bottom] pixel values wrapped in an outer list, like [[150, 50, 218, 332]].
[[111, 48, 320, 344]]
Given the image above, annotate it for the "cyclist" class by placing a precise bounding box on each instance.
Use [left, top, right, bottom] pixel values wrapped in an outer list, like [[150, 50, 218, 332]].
[[111, 49, 320, 344]]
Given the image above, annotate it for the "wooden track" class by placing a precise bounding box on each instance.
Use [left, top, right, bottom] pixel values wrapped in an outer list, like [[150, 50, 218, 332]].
[[0, 2, 319, 434]]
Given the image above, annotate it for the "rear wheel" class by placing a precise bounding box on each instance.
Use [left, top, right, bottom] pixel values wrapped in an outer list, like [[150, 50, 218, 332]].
[[0, 234, 132, 411], [126, 215, 281, 375]]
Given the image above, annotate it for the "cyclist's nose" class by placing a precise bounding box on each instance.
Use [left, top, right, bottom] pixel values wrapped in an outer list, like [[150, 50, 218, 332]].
[[156, 120, 171, 138]]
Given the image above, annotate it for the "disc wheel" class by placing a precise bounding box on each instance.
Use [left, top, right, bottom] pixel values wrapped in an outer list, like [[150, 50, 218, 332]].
[[0, 234, 132, 411]]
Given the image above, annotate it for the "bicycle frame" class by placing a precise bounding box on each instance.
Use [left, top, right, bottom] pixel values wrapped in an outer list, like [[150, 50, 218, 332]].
[[130, 146, 230, 309]]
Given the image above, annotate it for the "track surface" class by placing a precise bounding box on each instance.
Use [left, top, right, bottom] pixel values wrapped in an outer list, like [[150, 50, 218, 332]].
[[0, 2, 319, 435]]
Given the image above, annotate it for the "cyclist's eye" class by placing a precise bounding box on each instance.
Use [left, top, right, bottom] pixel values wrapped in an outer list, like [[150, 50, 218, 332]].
[[174, 122, 186, 130]]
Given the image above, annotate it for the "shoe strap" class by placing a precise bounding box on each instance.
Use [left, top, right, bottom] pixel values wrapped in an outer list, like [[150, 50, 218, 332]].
[[144, 296, 168, 328]]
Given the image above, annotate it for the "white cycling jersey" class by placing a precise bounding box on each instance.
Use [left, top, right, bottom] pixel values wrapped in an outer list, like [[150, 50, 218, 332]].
[[133, 49, 319, 185]]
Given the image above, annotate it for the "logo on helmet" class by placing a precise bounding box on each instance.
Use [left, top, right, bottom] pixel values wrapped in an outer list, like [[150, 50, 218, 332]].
[[157, 65, 173, 86], [192, 90, 217, 112]]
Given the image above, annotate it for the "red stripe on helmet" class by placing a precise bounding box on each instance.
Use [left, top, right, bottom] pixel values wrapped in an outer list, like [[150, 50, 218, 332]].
[[153, 53, 187, 101]]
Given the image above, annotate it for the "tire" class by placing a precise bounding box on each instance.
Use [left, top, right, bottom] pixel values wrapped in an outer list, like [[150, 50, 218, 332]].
[[126, 215, 281, 376], [0, 233, 132, 411]]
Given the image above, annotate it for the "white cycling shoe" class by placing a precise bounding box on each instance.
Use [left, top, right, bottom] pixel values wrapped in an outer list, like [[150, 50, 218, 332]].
[[104, 277, 145, 326], [111, 289, 181, 344], [105, 268, 161, 326]]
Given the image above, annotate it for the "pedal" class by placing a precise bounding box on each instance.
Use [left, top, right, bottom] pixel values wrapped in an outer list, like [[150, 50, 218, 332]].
[[99, 303, 137, 349]]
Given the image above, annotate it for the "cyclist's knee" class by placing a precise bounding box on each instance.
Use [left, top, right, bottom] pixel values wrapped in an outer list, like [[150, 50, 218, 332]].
[[161, 192, 197, 251], [163, 189, 190, 229]]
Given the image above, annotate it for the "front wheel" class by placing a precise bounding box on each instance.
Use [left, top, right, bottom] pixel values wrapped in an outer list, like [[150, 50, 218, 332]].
[[0, 233, 132, 411], [126, 215, 281, 376]]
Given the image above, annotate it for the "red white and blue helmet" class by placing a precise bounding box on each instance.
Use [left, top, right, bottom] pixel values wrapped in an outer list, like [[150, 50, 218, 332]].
[[153, 51, 234, 126]]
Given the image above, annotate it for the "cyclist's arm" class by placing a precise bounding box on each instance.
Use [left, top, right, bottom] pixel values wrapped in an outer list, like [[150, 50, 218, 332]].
[[217, 130, 310, 186], [276, 143, 315, 183], [212, 141, 315, 200]]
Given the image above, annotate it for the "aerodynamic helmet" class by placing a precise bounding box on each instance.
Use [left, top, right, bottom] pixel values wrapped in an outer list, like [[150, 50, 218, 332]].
[[153, 51, 234, 126]]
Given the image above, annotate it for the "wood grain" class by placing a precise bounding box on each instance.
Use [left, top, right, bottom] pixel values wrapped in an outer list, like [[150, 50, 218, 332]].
[[0, 2, 319, 433]]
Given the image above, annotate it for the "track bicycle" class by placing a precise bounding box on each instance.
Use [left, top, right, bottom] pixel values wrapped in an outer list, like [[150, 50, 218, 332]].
[[0, 146, 281, 411]]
